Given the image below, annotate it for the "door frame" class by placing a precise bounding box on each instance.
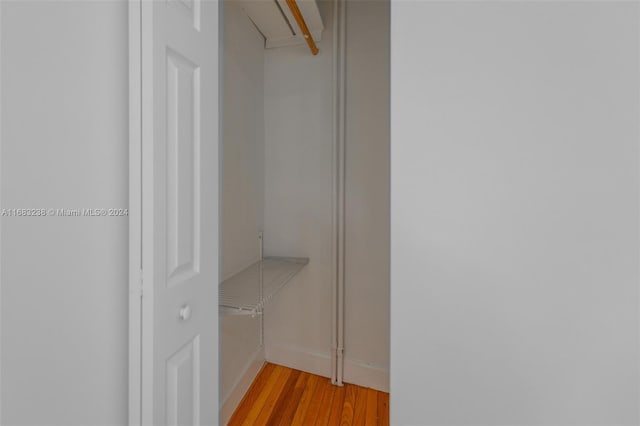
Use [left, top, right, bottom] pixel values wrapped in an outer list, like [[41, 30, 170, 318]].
[[128, 0, 142, 424]]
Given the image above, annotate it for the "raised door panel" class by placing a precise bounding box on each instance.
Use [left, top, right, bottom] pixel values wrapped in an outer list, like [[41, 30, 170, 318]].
[[166, 336, 201, 426], [166, 49, 201, 288]]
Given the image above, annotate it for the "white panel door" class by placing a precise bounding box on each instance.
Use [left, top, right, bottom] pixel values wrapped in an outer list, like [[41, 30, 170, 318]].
[[140, 1, 219, 425]]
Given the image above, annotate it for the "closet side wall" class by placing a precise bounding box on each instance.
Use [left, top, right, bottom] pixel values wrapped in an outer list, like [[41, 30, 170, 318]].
[[221, 1, 265, 280], [343, 0, 390, 392], [391, 2, 640, 424], [220, 0, 265, 415], [263, 1, 335, 378]]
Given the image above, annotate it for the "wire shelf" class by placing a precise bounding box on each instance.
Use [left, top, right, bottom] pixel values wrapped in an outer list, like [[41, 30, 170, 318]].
[[219, 256, 309, 316]]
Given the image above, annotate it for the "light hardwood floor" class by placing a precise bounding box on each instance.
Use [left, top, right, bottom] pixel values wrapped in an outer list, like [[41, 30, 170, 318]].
[[228, 363, 390, 426]]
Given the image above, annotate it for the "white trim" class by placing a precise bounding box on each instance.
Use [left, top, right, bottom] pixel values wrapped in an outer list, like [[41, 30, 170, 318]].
[[266, 344, 332, 380], [342, 359, 389, 393], [128, 0, 142, 425], [637, 4, 640, 422], [220, 347, 265, 426], [266, 344, 389, 393], [139, 0, 155, 423], [0, 1, 4, 422]]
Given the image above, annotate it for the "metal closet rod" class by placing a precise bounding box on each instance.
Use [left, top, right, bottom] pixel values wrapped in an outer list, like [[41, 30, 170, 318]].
[[285, 0, 319, 56]]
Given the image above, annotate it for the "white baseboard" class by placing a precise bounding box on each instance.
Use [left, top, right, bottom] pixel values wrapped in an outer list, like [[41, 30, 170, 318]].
[[220, 347, 265, 426], [265, 343, 332, 379], [343, 358, 389, 393], [265, 343, 389, 392]]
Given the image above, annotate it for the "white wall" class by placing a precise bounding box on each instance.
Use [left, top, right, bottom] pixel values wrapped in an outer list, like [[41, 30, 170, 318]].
[[221, 1, 265, 281], [262, 0, 335, 378], [343, 0, 390, 391], [220, 0, 265, 419], [391, 2, 639, 424], [0, 1, 129, 424]]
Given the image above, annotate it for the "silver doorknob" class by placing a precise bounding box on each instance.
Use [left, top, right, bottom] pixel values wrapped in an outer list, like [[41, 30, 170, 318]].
[[179, 305, 192, 321]]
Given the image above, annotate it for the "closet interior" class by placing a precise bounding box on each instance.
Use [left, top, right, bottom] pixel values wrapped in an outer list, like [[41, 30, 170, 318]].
[[219, 0, 390, 422]]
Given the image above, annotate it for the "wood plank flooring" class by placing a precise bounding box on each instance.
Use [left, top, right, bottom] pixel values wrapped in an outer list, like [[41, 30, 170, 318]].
[[228, 363, 389, 426]]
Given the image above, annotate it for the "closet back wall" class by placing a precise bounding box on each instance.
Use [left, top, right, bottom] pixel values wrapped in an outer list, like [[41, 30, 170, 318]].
[[262, 0, 335, 377], [263, 0, 390, 390]]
